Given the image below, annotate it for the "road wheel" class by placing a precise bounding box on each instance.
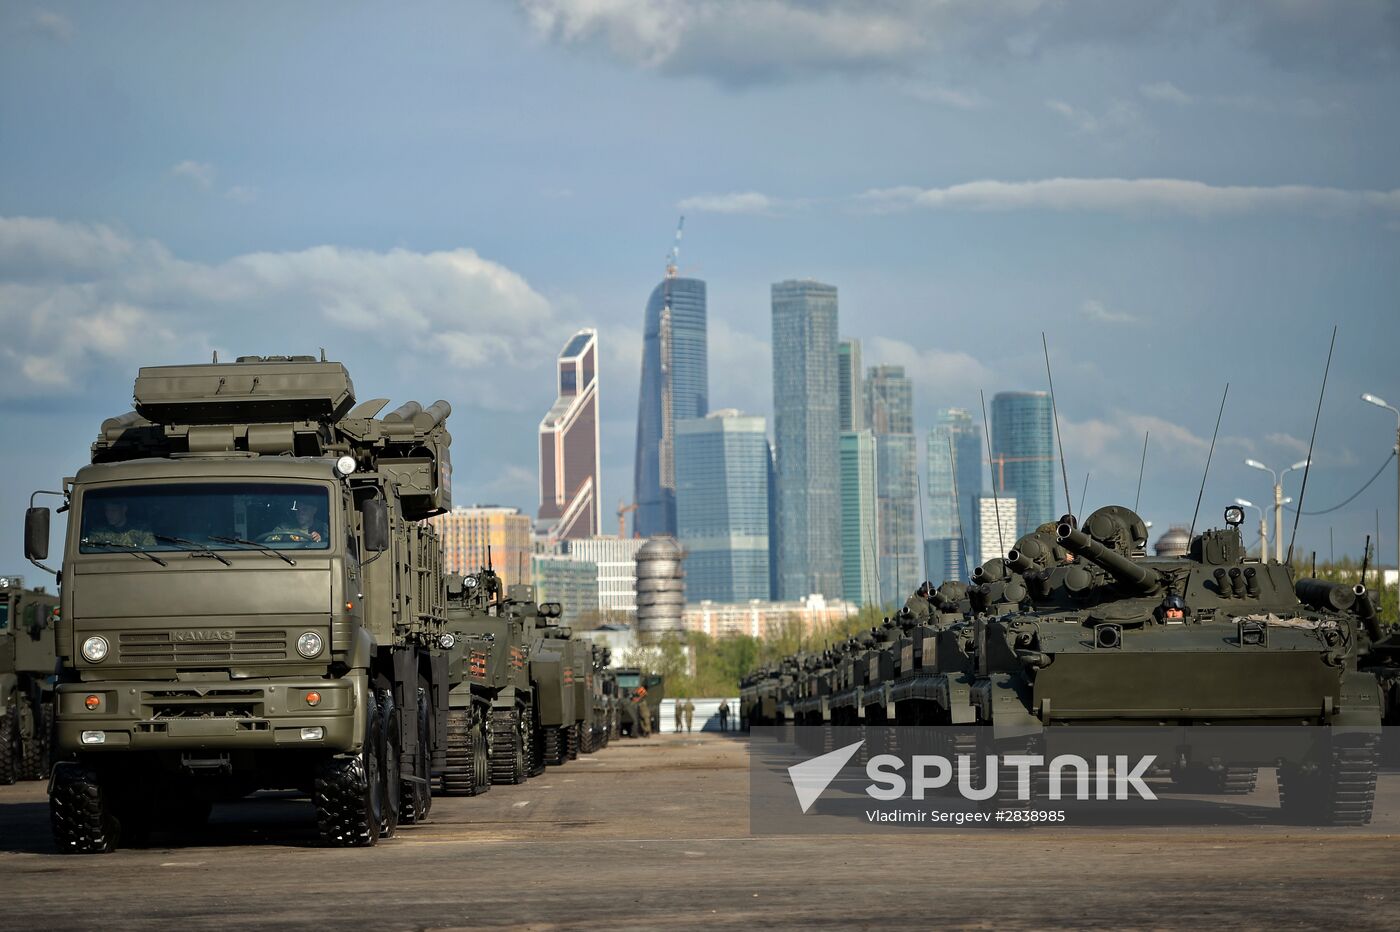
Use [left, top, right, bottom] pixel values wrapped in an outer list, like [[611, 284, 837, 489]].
[[313, 700, 383, 847], [50, 762, 119, 854], [440, 708, 473, 797]]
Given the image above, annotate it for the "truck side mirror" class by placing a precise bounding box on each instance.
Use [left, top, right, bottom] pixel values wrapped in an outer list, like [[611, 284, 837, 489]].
[[362, 499, 389, 553], [24, 507, 50, 561]]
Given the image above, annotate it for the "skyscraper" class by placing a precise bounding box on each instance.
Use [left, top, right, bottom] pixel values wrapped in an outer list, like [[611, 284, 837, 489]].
[[991, 391, 1056, 536], [839, 430, 879, 606], [866, 365, 918, 604], [633, 275, 708, 538], [675, 410, 771, 602], [771, 280, 841, 600], [837, 339, 864, 431], [926, 407, 984, 582], [538, 328, 600, 540], [974, 494, 1018, 568]]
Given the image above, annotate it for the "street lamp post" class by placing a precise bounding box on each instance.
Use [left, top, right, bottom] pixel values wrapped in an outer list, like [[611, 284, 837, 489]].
[[1245, 458, 1310, 564], [1361, 392, 1400, 610], [1235, 499, 1266, 561]]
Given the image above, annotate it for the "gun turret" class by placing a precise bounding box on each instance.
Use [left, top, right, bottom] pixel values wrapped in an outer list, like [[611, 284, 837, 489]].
[[1057, 523, 1162, 594]]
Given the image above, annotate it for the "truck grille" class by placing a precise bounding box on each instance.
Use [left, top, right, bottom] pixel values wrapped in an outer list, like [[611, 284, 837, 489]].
[[117, 630, 289, 665]]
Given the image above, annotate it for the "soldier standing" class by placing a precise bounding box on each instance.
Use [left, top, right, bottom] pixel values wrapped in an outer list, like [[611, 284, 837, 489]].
[[718, 700, 730, 732], [682, 698, 695, 733], [636, 686, 652, 737], [674, 698, 683, 734]]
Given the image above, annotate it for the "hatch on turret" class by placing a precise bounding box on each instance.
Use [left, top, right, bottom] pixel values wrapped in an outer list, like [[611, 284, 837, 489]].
[[133, 356, 356, 425]]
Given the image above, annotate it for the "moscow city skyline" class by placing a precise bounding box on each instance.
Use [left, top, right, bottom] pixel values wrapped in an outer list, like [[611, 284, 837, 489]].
[[2, 3, 1398, 574]]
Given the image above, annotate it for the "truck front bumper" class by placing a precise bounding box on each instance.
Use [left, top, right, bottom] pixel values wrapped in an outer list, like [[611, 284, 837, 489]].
[[55, 677, 360, 753]]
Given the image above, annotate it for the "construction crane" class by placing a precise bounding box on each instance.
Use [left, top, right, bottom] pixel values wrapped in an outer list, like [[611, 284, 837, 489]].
[[665, 215, 684, 279], [989, 452, 1057, 493], [617, 499, 639, 538]]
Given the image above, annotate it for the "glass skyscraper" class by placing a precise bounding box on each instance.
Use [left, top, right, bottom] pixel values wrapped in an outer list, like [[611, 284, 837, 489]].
[[926, 407, 983, 581], [633, 276, 707, 538], [839, 430, 878, 606], [991, 391, 1055, 536], [771, 280, 841, 600], [866, 365, 918, 604], [837, 338, 863, 432], [537, 329, 600, 540], [675, 411, 771, 603]]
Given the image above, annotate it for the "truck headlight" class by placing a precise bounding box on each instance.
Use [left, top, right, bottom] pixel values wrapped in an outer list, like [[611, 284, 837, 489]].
[[82, 636, 109, 663], [438, 633, 456, 649], [296, 631, 324, 658], [333, 455, 358, 478]]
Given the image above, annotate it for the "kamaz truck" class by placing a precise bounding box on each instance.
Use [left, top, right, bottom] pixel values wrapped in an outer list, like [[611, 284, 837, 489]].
[[1, 576, 60, 782], [24, 354, 456, 851]]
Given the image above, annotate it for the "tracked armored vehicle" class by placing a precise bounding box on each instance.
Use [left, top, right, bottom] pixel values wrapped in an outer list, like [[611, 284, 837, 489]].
[[1, 577, 60, 783], [26, 354, 456, 851]]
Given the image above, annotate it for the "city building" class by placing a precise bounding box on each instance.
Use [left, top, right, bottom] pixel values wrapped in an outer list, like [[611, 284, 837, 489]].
[[771, 279, 842, 600], [563, 536, 647, 618], [530, 554, 600, 625], [926, 407, 984, 582], [973, 495, 1018, 569], [537, 328, 600, 541], [635, 536, 685, 639], [837, 338, 864, 431], [674, 410, 771, 603], [866, 365, 919, 604], [429, 506, 533, 589], [633, 275, 708, 538], [991, 391, 1056, 536], [839, 430, 879, 606], [682, 593, 858, 640]]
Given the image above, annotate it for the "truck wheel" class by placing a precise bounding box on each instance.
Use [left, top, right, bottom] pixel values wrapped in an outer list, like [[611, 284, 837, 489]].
[[49, 762, 120, 854], [579, 722, 593, 755], [377, 690, 400, 839], [22, 703, 54, 781], [405, 691, 434, 818], [313, 704, 383, 847], [472, 709, 490, 793], [0, 706, 17, 786]]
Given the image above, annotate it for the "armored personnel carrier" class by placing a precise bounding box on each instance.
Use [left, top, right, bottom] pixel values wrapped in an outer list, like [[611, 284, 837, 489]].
[[26, 354, 456, 851], [527, 601, 577, 766], [0, 576, 60, 783], [970, 504, 1384, 824]]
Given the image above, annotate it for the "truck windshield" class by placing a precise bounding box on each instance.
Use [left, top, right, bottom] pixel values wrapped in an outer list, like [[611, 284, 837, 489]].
[[79, 483, 331, 553], [615, 673, 640, 688]]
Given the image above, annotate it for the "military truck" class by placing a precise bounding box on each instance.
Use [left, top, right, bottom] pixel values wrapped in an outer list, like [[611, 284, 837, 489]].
[[25, 354, 456, 851], [529, 610, 577, 765], [613, 667, 664, 737], [578, 643, 613, 753], [1, 577, 60, 783]]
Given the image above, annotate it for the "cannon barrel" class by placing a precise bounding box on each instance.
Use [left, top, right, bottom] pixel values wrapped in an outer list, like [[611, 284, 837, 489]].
[[1295, 578, 1356, 613], [1352, 584, 1385, 642], [1005, 548, 1037, 574], [1057, 524, 1160, 593]]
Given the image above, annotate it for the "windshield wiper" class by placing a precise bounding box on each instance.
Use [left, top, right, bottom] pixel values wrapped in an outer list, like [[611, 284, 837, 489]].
[[208, 535, 297, 566], [82, 538, 169, 567], [154, 534, 232, 566]]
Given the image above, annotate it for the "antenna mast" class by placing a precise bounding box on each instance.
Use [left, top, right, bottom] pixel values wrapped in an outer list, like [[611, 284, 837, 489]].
[[980, 391, 1006, 563], [1188, 384, 1230, 542], [1286, 326, 1337, 565], [1042, 333, 1074, 524]]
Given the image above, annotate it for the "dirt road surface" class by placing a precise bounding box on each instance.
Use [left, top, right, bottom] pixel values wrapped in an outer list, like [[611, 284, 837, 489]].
[[1, 733, 1395, 930]]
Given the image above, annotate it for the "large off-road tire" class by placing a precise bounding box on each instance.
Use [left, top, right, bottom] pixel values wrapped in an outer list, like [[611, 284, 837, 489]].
[[50, 762, 120, 854], [20, 702, 53, 781], [0, 706, 17, 786], [405, 691, 435, 819], [378, 690, 400, 839], [313, 703, 383, 847], [489, 709, 524, 786], [579, 722, 594, 755]]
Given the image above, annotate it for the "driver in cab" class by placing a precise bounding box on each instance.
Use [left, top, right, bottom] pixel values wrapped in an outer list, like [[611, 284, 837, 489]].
[[262, 499, 326, 546]]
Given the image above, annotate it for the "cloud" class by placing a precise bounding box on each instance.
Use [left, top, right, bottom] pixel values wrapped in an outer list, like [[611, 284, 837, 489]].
[[518, 1, 1400, 84], [170, 160, 216, 189], [677, 191, 780, 214], [1139, 80, 1192, 104], [31, 9, 73, 42], [0, 216, 562, 407], [1045, 98, 1141, 134], [860, 177, 1400, 217], [900, 82, 985, 109], [863, 336, 993, 407], [1080, 299, 1138, 324], [224, 185, 258, 203]]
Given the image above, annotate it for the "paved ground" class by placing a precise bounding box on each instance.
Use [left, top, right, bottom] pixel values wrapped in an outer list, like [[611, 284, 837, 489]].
[[1, 733, 1397, 930]]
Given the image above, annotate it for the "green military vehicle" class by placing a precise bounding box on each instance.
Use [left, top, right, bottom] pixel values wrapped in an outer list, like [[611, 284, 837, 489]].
[[25, 354, 457, 851], [439, 570, 540, 792], [613, 667, 664, 737], [1, 577, 61, 782], [529, 610, 577, 765], [575, 642, 612, 753]]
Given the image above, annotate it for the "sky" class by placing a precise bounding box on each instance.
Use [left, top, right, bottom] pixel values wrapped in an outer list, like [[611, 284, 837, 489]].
[[1, 0, 1398, 577]]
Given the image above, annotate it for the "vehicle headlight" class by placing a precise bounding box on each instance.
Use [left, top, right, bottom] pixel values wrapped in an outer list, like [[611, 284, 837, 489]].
[[334, 455, 357, 478], [438, 633, 456, 650], [81, 636, 109, 663], [296, 631, 324, 659]]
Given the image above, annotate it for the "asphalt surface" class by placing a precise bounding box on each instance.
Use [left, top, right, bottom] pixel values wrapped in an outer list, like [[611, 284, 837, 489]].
[[2, 733, 1398, 930]]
